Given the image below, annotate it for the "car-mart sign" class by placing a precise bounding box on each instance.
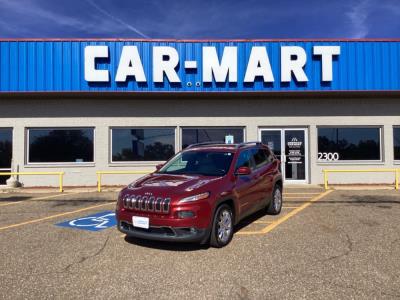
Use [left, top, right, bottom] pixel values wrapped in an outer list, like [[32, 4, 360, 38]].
[[84, 45, 340, 84], [0, 40, 400, 92]]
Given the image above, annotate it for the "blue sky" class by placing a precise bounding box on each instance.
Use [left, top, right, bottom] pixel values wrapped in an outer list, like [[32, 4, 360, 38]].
[[0, 0, 398, 38]]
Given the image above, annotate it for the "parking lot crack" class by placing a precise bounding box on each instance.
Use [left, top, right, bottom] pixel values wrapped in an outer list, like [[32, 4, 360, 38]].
[[65, 235, 110, 272], [325, 232, 353, 262]]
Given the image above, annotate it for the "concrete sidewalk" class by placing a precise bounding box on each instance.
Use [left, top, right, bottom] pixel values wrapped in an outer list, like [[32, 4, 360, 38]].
[[1, 183, 398, 194]]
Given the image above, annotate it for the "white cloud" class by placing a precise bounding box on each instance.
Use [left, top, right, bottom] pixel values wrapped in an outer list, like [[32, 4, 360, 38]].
[[0, 0, 150, 37], [84, 0, 150, 38], [0, 0, 85, 28], [345, 0, 371, 38]]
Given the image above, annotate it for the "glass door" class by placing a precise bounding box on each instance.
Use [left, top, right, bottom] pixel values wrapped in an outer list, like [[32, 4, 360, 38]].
[[260, 128, 308, 183], [0, 129, 12, 185]]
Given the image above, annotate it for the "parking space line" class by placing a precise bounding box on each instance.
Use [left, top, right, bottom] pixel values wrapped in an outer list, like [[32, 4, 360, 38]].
[[235, 230, 262, 235], [253, 221, 273, 224], [283, 192, 321, 195], [0, 193, 69, 207], [284, 196, 314, 199], [282, 206, 301, 209], [236, 190, 333, 235], [0, 202, 114, 232]]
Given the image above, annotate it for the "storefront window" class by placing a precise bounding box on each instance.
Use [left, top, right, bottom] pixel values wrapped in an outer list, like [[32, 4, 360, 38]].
[[182, 128, 244, 149], [0, 129, 12, 168], [0, 129, 12, 185], [28, 128, 94, 163], [394, 127, 400, 161], [111, 128, 175, 162], [317, 127, 381, 161]]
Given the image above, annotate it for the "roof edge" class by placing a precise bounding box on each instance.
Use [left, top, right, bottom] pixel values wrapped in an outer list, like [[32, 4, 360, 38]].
[[1, 38, 400, 42]]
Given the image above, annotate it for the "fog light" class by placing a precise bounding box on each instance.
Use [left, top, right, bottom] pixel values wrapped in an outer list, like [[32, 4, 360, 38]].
[[177, 211, 195, 219]]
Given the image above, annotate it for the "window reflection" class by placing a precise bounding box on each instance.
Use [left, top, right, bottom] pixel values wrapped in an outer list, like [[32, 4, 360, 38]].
[[112, 128, 175, 162], [318, 127, 380, 161], [0, 129, 12, 168], [28, 129, 94, 163], [394, 127, 400, 160]]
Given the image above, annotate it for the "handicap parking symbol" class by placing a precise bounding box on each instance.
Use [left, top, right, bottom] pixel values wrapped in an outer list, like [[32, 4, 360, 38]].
[[56, 211, 117, 232]]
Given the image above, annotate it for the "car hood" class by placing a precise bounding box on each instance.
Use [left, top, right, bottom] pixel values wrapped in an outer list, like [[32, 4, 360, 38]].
[[125, 173, 223, 197]]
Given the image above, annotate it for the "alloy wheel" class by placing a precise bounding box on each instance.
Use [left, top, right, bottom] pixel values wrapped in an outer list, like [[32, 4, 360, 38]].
[[217, 209, 232, 243], [274, 188, 282, 211]]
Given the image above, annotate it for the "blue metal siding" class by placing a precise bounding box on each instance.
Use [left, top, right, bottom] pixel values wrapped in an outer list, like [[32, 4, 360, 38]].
[[0, 40, 399, 92]]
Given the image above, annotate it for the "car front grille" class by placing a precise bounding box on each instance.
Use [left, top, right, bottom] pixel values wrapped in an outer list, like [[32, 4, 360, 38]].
[[123, 195, 171, 214]]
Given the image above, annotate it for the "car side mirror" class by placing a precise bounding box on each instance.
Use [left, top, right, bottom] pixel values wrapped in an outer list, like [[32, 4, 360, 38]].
[[235, 166, 251, 176], [155, 163, 164, 171]]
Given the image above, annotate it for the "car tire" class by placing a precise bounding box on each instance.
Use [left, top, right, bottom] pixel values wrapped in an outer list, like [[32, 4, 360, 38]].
[[267, 185, 283, 215], [210, 204, 234, 248]]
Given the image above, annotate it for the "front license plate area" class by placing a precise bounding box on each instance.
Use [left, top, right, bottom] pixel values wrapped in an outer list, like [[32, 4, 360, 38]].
[[132, 216, 149, 229]]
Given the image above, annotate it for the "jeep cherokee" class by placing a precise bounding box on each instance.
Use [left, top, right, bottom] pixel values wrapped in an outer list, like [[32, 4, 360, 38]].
[[116, 142, 282, 248]]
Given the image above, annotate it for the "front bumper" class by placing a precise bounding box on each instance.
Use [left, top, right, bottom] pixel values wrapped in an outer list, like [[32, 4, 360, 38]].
[[118, 220, 209, 243]]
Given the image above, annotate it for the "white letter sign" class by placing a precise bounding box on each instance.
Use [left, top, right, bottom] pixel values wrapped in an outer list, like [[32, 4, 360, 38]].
[[244, 46, 274, 83], [153, 47, 181, 83], [203, 46, 237, 83], [281, 46, 308, 82], [313, 46, 340, 81], [115, 46, 146, 82], [84, 46, 109, 82]]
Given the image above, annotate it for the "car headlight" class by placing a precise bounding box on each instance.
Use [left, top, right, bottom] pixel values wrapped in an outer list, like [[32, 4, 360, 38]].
[[179, 192, 210, 203]]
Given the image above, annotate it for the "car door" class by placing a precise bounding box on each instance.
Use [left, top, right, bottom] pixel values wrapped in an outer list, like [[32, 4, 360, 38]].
[[250, 147, 272, 209], [233, 149, 258, 219], [260, 147, 276, 205]]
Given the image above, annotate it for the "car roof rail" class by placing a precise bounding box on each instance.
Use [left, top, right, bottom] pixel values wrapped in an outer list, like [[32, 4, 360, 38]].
[[236, 141, 263, 149], [186, 141, 227, 149]]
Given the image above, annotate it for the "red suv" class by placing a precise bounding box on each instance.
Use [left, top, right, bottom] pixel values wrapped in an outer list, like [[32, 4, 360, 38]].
[[116, 142, 282, 248]]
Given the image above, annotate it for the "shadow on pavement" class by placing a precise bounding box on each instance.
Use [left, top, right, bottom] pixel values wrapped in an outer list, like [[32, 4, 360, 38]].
[[50, 199, 116, 208], [122, 209, 273, 251], [123, 236, 210, 251], [0, 196, 32, 203], [234, 209, 270, 233]]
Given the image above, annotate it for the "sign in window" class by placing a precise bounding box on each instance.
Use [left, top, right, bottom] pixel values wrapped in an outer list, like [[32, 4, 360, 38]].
[[182, 127, 244, 149]]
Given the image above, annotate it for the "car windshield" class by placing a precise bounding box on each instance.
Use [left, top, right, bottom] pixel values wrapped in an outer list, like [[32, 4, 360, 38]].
[[158, 150, 234, 176]]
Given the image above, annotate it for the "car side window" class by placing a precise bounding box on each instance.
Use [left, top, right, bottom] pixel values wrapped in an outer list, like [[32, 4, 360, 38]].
[[251, 148, 269, 168], [235, 149, 254, 171], [263, 148, 273, 163]]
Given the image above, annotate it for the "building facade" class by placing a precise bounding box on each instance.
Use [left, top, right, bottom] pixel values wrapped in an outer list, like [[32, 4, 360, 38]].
[[0, 39, 399, 187]]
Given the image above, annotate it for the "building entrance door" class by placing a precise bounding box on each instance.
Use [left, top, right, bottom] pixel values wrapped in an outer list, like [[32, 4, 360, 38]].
[[259, 128, 308, 183], [0, 129, 12, 185]]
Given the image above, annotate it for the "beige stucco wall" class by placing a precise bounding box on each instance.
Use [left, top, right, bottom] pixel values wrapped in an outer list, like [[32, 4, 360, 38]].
[[0, 93, 399, 187]]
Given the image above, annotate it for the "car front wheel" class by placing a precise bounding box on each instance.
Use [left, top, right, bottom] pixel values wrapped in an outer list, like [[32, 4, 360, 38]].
[[267, 185, 283, 215], [210, 204, 234, 248]]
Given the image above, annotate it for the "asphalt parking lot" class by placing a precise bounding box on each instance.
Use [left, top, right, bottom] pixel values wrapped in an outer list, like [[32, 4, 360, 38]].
[[1, 187, 400, 299]]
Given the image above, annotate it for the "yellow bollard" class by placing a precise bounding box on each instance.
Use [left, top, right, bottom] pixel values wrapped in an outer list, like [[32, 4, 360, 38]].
[[59, 173, 64, 192], [395, 169, 399, 190], [323, 170, 328, 190], [97, 173, 102, 193], [95, 170, 153, 193]]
